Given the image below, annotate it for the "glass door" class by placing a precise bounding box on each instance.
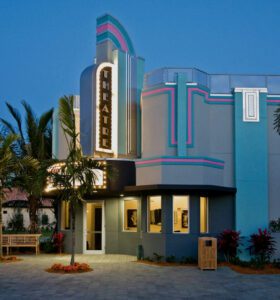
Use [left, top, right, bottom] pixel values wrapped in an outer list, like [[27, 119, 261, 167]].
[[84, 201, 105, 254]]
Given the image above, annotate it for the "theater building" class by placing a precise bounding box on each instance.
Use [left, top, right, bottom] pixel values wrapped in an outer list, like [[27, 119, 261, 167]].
[[51, 14, 280, 259]]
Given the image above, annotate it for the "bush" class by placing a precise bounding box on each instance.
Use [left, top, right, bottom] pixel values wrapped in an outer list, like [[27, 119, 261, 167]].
[[248, 228, 276, 264], [153, 252, 164, 263], [166, 255, 176, 263], [269, 218, 280, 233], [180, 256, 197, 264], [53, 232, 64, 254], [218, 229, 242, 262]]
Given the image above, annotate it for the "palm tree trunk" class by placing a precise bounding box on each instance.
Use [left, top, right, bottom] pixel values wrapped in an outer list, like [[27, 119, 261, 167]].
[[70, 202, 75, 266], [28, 195, 38, 233]]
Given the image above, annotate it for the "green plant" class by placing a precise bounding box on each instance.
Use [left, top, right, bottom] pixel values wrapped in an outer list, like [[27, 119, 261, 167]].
[[153, 252, 164, 263], [269, 218, 280, 233], [272, 259, 280, 269], [143, 256, 152, 262], [230, 256, 251, 267], [218, 229, 242, 262], [180, 256, 197, 264], [166, 255, 176, 263], [248, 228, 276, 264]]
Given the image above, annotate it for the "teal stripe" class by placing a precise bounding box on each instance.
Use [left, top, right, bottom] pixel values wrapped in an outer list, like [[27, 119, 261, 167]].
[[97, 14, 135, 55], [136, 162, 224, 169]]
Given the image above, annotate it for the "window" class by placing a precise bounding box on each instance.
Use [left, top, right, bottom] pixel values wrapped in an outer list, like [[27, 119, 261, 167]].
[[200, 197, 208, 233], [123, 199, 138, 231], [61, 200, 70, 230], [173, 196, 189, 233], [148, 196, 161, 233]]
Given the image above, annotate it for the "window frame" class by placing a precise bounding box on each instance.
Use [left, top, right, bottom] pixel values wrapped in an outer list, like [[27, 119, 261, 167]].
[[122, 198, 138, 232], [200, 196, 209, 234], [172, 195, 190, 234], [147, 195, 162, 234]]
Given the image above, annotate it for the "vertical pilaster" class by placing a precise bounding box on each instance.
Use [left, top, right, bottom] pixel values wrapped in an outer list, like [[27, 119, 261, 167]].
[[234, 88, 268, 237], [176, 73, 187, 156]]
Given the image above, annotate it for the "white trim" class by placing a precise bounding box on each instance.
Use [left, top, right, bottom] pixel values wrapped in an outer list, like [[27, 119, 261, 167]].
[[186, 82, 198, 86], [210, 93, 232, 97], [165, 82, 176, 86], [95, 62, 118, 155], [83, 201, 105, 254], [172, 195, 190, 234], [267, 94, 280, 98], [234, 87, 267, 93]]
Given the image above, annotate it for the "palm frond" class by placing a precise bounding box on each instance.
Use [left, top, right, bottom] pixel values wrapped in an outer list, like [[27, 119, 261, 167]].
[[0, 118, 16, 134], [5, 102, 24, 140]]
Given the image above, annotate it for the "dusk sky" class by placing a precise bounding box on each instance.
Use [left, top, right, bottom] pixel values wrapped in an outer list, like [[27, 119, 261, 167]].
[[1, 0, 280, 122]]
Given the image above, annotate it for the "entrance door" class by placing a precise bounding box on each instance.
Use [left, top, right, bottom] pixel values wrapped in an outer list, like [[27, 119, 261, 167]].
[[84, 201, 105, 254]]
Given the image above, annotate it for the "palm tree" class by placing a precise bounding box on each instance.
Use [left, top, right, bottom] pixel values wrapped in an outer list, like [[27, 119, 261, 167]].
[[0, 101, 53, 233], [49, 95, 104, 265], [0, 131, 38, 256]]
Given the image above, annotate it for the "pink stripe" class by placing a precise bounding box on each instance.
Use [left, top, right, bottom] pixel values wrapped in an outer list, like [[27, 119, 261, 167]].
[[142, 88, 176, 144], [97, 23, 128, 52], [266, 99, 280, 103], [136, 158, 224, 167]]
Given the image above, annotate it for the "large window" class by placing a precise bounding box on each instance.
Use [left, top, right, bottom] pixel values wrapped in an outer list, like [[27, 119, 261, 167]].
[[173, 196, 189, 233], [200, 197, 208, 233], [61, 200, 70, 230], [148, 196, 162, 233], [123, 199, 138, 232]]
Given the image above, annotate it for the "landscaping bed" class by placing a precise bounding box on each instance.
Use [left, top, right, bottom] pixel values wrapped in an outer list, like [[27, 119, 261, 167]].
[[220, 262, 280, 274], [0, 256, 22, 263], [46, 262, 93, 274]]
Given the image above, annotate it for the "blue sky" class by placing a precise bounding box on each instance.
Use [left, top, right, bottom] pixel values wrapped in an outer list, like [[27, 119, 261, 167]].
[[1, 0, 280, 121]]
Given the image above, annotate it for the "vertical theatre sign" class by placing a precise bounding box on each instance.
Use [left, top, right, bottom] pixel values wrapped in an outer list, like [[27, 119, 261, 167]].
[[96, 62, 117, 154], [99, 66, 112, 150]]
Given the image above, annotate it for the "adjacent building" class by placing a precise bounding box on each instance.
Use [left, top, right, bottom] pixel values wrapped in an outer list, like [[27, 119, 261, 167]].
[[51, 14, 280, 259]]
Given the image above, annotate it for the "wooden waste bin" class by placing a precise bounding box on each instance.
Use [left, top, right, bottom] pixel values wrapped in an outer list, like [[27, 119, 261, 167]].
[[198, 237, 217, 270]]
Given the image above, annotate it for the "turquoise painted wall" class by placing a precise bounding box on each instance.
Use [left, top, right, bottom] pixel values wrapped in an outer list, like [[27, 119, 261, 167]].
[[234, 92, 269, 236]]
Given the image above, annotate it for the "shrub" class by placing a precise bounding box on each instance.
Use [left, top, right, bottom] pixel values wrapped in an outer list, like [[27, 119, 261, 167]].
[[218, 229, 241, 262], [180, 256, 197, 264], [166, 255, 176, 263], [153, 252, 164, 263], [272, 259, 280, 269], [269, 218, 280, 233], [248, 228, 276, 264], [53, 232, 64, 254]]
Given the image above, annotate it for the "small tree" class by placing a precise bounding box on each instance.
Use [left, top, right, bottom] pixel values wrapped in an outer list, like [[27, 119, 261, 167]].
[[49, 95, 104, 265], [218, 229, 242, 262]]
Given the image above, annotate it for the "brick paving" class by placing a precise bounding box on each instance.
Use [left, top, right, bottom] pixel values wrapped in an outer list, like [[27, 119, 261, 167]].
[[0, 254, 280, 299]]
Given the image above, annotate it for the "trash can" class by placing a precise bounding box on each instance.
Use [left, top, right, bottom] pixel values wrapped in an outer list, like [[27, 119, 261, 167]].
[[198, 237, 217, 270]]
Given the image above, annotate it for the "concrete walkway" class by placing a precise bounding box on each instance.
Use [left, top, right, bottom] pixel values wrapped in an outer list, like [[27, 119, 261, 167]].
[[0, 254, 280, 300]]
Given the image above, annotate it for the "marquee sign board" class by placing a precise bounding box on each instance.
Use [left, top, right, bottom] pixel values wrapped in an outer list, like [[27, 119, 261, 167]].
[[99, 66, 112, 150], [96, 62, 117, 155]]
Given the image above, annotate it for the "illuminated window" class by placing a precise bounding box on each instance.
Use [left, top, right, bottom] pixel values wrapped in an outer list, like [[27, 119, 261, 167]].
[[173, 196, 189, 233], [61, 200, 70, 230], [123, 199, 138, 232], [148, 196, 162, 233], [200, 197, 208, 233]]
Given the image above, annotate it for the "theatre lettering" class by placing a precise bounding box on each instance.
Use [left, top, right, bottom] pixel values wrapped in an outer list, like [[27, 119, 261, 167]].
[[99, 66, 112, 150]]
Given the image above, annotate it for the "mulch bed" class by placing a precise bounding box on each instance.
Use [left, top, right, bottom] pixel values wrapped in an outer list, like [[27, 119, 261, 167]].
[[0, 256, 22, 263], [136, 260, 197, 267], [46, 262, 93, 274], [137, 260, 280, 274], [219, 262, 280, 275]]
